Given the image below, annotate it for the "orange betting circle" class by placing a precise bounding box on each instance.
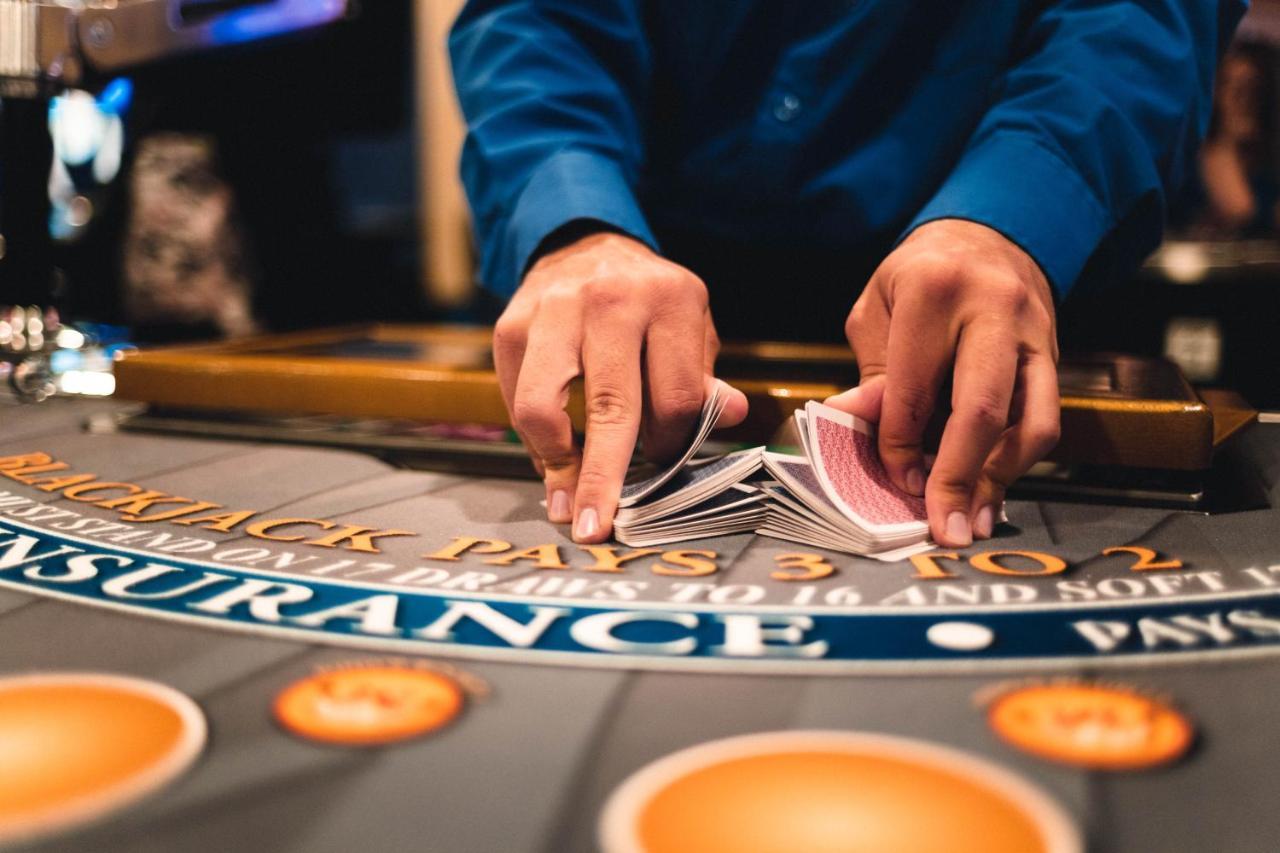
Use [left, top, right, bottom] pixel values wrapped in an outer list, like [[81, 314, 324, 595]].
[[273, 664, 465, 746], [599, 730, 1081, 853], [988, 682, 1194, 770], [0, 672, 206, 846]]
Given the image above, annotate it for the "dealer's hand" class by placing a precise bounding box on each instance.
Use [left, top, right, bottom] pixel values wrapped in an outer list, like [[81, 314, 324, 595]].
[[494, 231, 748, 544], [827, 219, 1060, 548]]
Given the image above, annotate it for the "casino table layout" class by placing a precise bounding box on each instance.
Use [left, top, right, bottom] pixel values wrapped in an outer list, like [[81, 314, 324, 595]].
[[2, 395, 1280, 852]]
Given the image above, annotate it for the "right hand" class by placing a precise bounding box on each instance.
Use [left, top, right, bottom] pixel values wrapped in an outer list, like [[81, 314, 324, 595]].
[[494, 231, 748, 543]]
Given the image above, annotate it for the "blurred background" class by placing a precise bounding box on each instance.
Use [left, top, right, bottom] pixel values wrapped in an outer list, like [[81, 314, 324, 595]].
[[2, 0, 1279, 408]]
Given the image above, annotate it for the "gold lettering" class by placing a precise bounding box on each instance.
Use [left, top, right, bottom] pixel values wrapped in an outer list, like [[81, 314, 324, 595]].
[[0, 452, 53, 470], [4, 462, 71, 483], [170, 509, 257, 532], [1102, 546, 1183, 572], [27, 473, 98, 491], [909, 552, 962, 580], [245, 518, 336, 543], [63, 482, 142, 502], [423, 536, 512, 562], [652, 549, 718, 577], [578, 545, 660, 573], [305, 524, 415, 554], [771, 552, 835, 582], [97, 490, 196, 516], [485, 543, 569, 569], [969, 550, 1067, 577], [122, 501, 224, 524]]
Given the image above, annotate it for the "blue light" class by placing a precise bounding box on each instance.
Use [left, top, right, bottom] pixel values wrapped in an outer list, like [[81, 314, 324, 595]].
[[96, 78, 134, 116], [50, 349, 84, 374], [208, 0, 346, 46]]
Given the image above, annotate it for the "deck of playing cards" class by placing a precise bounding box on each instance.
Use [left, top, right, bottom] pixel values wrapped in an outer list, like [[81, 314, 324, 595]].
[[614, 393, 933, 560]]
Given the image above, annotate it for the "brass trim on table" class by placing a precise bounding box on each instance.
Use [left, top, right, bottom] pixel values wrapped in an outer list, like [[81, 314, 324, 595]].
[[113, 324, 1253, 472]]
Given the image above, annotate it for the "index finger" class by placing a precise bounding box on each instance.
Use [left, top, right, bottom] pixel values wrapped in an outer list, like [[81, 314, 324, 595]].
[[641, 308, 708, 463], [879, 295, 953, 496], [514, 309, 585, 523], [572, 317, 645, 543], [493, 308, 543, 477], [925, 323, 1016, 547]]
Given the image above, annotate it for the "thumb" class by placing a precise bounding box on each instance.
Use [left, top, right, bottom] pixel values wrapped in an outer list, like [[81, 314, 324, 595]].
[[824, 374, 886, 424], [708, 376, 749, 429]]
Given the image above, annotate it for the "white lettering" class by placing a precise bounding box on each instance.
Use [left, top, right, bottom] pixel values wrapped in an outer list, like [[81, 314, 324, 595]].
[[189, 579, 314, 621], [415, 601, 567, 647], [26, 552, 124, 583], [5, 505, 76, 522], [667, 582, 713, 603], [385, 567, 450, 585], [0, 531, 82, 571], [714, 614, 828, 658], [101, 563, 231, 600], [1072, 619, 1131, 653], [1137, 618, 1201, 649], [291, 594, 401, 636], [570, 611, 697, 656], [707, 584, 766, 605], [1227, 609, 1280, 637]]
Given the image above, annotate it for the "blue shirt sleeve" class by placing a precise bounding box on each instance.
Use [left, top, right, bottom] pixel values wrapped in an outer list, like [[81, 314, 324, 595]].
[[449, 0, 657, 298], [905, 0, 1247, 296]]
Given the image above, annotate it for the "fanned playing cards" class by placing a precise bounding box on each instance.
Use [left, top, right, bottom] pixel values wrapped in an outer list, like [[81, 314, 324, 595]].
[[614, 398, 935, 560]]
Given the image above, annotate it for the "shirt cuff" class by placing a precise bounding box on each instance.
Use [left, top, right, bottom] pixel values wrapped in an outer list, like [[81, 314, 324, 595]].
[[483, 149, 657, 298], [903, 133, 1113, 297]]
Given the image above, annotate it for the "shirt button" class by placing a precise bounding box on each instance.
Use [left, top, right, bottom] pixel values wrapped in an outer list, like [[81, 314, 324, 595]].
[[773, 93, 802, 122]]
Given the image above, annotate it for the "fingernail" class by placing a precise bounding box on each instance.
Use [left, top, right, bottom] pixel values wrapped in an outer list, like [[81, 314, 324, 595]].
[[549, 490, 571, 522], [945, 511, 972, 547], [905, 467, 925, 496], [575, 507, 600, 540], [974, 504, 994, 539]]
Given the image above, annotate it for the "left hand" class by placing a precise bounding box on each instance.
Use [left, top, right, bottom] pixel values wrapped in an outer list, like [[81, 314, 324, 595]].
[[827, 219, 1061, 547]]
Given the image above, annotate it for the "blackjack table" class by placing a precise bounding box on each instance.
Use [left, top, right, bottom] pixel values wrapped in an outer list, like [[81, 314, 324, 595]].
[[3, 391, 1280, 853]]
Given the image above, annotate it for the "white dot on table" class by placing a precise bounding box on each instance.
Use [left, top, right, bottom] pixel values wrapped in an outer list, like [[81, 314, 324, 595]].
[[926, 621, 994, 652]]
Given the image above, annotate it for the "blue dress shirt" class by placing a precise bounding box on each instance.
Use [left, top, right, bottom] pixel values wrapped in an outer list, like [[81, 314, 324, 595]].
[[450, 0, 1245, 303]]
